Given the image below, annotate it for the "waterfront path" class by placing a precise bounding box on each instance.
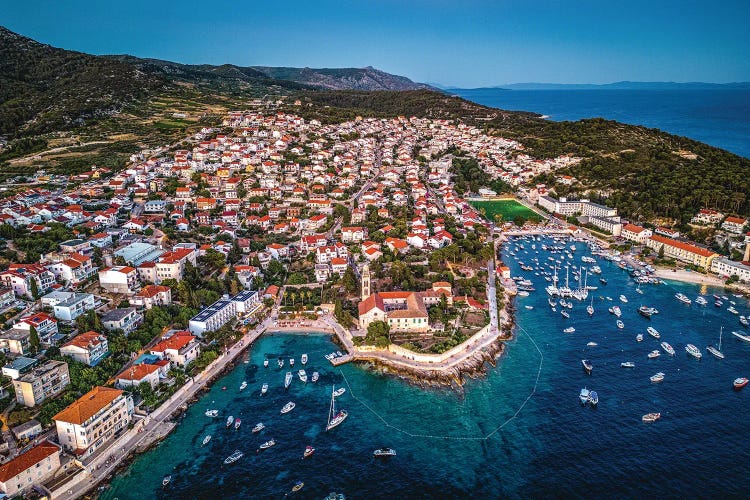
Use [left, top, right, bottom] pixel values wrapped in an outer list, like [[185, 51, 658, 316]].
[[52, 315, 275, 500]]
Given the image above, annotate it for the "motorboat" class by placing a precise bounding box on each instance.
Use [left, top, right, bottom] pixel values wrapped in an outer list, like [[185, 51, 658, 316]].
[[285, 371, 293, 389], [163, 475, 171, 486], [202, 435, 212, 446], [263, 359, 269, 368], [326, 385, 349, 431], [675, 293, 692, 305], [695, 296, 708, 306], [301, 353, 308, 365], [226, 416, 234, 428], [587, 342, 598, 347], [616, 320, 624, 329], [278, 359, 284, 369], [685, 344, 702, 359], [235, 418, 241, 430], [312, 372, 320, 383], [290, 358, 295, 367], [579, 387, 591, 405], [647, 350, 660, 359], [610, 306, 622, 317], [240, 381, 247, 391], [588, 391, 599, 406], [647, 327, 660, 339], [224, 450, 243, 464], [374, 448, 397, 457], [563, 327, 576, 334], [582, 359, 593, 374], [261, 383, 268, 395], [281, 402, 296, 414], [728, 306, 739, 315], [525, 305, 534, 310], [621, 362, 635, 368], [333, 387, 346, 397], [660, 342, 675, 356], [304, 445, 315, 459], [619, 295, 628, 303], [734, 377, 749, 389], [259, 439, 276, 450], [715, 300, 723, 307], [292, 482, 304, 493], [599, 278, 607, 285], [252, 422, 265, 433], [298, 369, 308, 383], [642, 412, 661, 423], [650, 372, 665, 383], [636, 334, 644, 342], [205, 409, 219, 418], [732, 331, 750, 342], [561, 310, 570, 319], [740, 316, 749, 327], [587, 304, 594, 316], [638, 306, 658, 318]]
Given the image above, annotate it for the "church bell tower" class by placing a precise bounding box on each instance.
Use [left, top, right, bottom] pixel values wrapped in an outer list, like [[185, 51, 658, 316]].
[[361, 264, 371, 300]]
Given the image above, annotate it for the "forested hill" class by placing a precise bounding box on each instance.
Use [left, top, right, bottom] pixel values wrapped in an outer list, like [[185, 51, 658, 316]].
[[251, 66, 434, 91]]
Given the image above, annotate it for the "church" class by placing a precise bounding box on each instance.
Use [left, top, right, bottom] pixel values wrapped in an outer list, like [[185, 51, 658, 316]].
[[357, 264, 452, 333]]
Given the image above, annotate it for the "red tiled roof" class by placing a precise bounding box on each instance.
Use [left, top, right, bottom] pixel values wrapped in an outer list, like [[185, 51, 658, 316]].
[[0, 441, 59, 482], [649, 235, 716, 258], [53, 387, 123, 425]]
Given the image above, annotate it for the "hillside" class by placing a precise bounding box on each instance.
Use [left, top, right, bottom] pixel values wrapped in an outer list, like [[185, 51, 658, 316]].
[[252, 66, 433, 91]]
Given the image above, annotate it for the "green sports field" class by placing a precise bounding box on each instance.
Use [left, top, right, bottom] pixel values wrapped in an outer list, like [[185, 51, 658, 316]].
[[469, 199, 541, 223]]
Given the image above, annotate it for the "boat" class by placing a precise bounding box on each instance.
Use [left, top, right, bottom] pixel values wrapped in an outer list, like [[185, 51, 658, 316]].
[[374, 448, 397, 457], [695, 296, 708, 306], [224, 450, 243, 464], [278, 359, 284, 369], [239, 381, 247, 391], [740, 316, 749, 327], [599, 278, 607, 285], [261, 383, 268, 395], [675, 293, 692, 305], [650, 372, 665, 383], [587, 303, 594, 316], [312, 372, 320, 383], [202, 434, 212, 446], [707, 326, 725, 359], [259, 439, 276, 450], [642, 412, 661, 423], [619, 295, 628, 303], [638, 305, 657, 318], [326, 386, 348, 431], [290, 358, 295, 367], [304, 445, 315, 459], [252, 422, 265, 433], [587, 342, 598, 347], [226, 416, 234, 428], [292, 481, 304, 492], [298, 369, 308, 383], [732, 331, 750, 342], [301, 353, 308, 365], [621, 362, 635, 368], [264, 359, 269, 368], [728, 306, 739, 315], [616, 320, 624, 329], [162, 475, 171, 486], [560, 310, 570, 319], [609, 306, 622, 317], [734, 377, 749, 389], [582, 359, 593, 374], [588, 391, 599, 406], [525, 305, 534, 310], [281, 401, 296, 414], [235, 418, 241, 430], [685, 344, 702, 359], [285, 371, 293, 389], [715, 300, 723, 307], [647, 350, 660, 359], [660, 342, 674, 356], [647, 327, 660, 339], [205, 409, 218, 418], [579, 387, 590, 405], [333, 387, 346, 397], [636, 334, 644, 342], [563, 327, 576, 333]]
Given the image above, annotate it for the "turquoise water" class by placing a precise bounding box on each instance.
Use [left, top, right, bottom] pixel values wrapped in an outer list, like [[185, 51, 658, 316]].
[[102, 236, 750, 498]]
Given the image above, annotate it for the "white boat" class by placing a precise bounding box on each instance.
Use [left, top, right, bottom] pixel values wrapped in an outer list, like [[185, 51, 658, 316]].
[[261, 383, 268, 395], [609, 306, 622, 317], [301, 353, 308, 365], [333, 387, 346, 398], [636, 334, 644, 342], [202, 435, 211, 446], [239, 381, 247, 391], [517, 291, 530, 297], [675, 293, 692, 305], [647, 327, 660, 339], [234, 418, 241, 430], [695, 296, 708, 306], [561, 310, 570, 319], [525, 305, 534, 310], [326, 385, 348, 431], [563, 327, 576, 333], [616, 320, 624, 329], [224, 450, 243, 464], [650, 372, 665, 383], [263, 359, 269, 368], [732, 330, 750, 342], [252, 422, 265, 433], [278, 359, 284, 369], [284, 371, 292, 389], [373, 448, 397, 457], [226, 416, 234, 428], [259, 439, 276, 450], [707, 326, 725, 359], [587, 342, 598, 347], [205, 409, 218, 418], [579, 387, 590, 405], [163, 475, 171, 486], [311, 372, 320, 383], [740, 316, 749, 327], [298, 369, 308, 383], [647, 350, 660, 359], [619, 295, 628, 303], [685, 343, 702, 359], [281, 401, 296, 414], [660, 342, 675, 356], [621, 362, 635, 368], [642, 412, 661, 423], [290, 358, 295, 367], [728, 306, 738, 315]]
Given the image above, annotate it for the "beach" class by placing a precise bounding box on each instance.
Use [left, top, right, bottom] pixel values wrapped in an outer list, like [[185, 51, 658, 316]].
[[654, 268, 726, 287]]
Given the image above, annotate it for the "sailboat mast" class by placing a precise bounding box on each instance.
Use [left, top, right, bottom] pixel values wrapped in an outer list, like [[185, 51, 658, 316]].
[[719, 326, 723, 350]]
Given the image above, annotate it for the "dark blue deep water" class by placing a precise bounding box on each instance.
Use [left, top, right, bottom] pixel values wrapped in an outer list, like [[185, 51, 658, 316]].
[[452, 88, 750, 159], [102, 236, 750, 498]]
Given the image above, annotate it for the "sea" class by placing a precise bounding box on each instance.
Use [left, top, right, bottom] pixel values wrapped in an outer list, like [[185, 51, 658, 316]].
[[451, 88, 750, 159], [102, 235, 750, 499]]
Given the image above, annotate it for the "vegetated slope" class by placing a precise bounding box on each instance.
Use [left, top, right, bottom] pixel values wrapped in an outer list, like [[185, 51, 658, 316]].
[[252, 66, 434, 91]]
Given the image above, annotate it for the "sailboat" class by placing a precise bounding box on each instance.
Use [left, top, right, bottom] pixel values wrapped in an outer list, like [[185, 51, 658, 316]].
[[706, 326, 725, 359], [587, 295, 594, 316], [326, 385, 348, 431]]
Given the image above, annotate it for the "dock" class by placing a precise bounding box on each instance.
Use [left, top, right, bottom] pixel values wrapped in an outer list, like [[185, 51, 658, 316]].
[[329, 354, 353, 366]]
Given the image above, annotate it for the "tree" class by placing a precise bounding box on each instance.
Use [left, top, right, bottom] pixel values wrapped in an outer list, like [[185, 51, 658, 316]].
[[342, 266, 358, 295], [658, 244, 665, 259], [365, 320, 390, 347], [29, 278, 40, 300], [29, 326, 40, 354]]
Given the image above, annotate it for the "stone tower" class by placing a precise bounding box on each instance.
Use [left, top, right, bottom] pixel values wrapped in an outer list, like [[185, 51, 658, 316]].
[[361, 264, 371, 301], [744, 242, 750, 262]]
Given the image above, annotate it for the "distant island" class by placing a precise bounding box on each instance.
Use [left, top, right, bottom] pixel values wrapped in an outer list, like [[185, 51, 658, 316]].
[[449, 81, 750, 91]]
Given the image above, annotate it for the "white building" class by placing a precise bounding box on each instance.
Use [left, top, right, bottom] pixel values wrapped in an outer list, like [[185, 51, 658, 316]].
[[98, 266, 140, 295], [42, 291, 96, 321], [189, 298, 236, 335], [60, 331, 109, 366], [711, 257, 750, 282]]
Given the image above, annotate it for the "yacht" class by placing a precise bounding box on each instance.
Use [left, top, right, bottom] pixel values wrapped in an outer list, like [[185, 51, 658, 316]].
[[304, 445, 315, 458], [252, 422, 265, 434], [734, 377, 749, 390], [579, 387, 591, 405], [259, 439, 276, 450], [239, 381, 247, 391], [298, 369, 308, 383], [647, 327, 660, 339], [619, 295, 628, 303], [563, 327, 576, 333], [588, 391, 599, 406], [616, 320, 624, 329], [281, 401, 296, 414], [647, 350, 661, 359], [373, 448, 397, 457], [642, 412, 661, 423], [226, 416, 234, 428], [621, 361, 636, 368], [301, 353, 308, 365], [685, 344, 702, 359], [707, 326, 725, 359], [205, 409, 219, 418], [650, 372, 665, 383], [636, 334, 644, 342], [610, 306, 622, 317], [284, 371, 293, 389], [202, 435, 212, 446], [582, 359, 593, 374], [675, 293, 692, 305], [660, 342, 675, 356], [311, 372, 320, 383], [261, 383, 268, 395], [638, 306, 658, 318], [732, 331, 750, 342], [224, 450, 244, 464]]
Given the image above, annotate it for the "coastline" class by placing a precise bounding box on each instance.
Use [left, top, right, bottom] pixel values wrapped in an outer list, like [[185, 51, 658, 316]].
[[654, 268, 726, 287]]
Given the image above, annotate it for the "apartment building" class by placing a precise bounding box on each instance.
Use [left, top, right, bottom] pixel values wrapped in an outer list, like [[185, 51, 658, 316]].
[[60, 331, 109, 366], [12, 360, 70, 407]]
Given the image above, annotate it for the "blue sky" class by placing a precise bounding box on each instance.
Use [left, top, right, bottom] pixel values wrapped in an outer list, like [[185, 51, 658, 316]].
[[2, 0, 749, 87]]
